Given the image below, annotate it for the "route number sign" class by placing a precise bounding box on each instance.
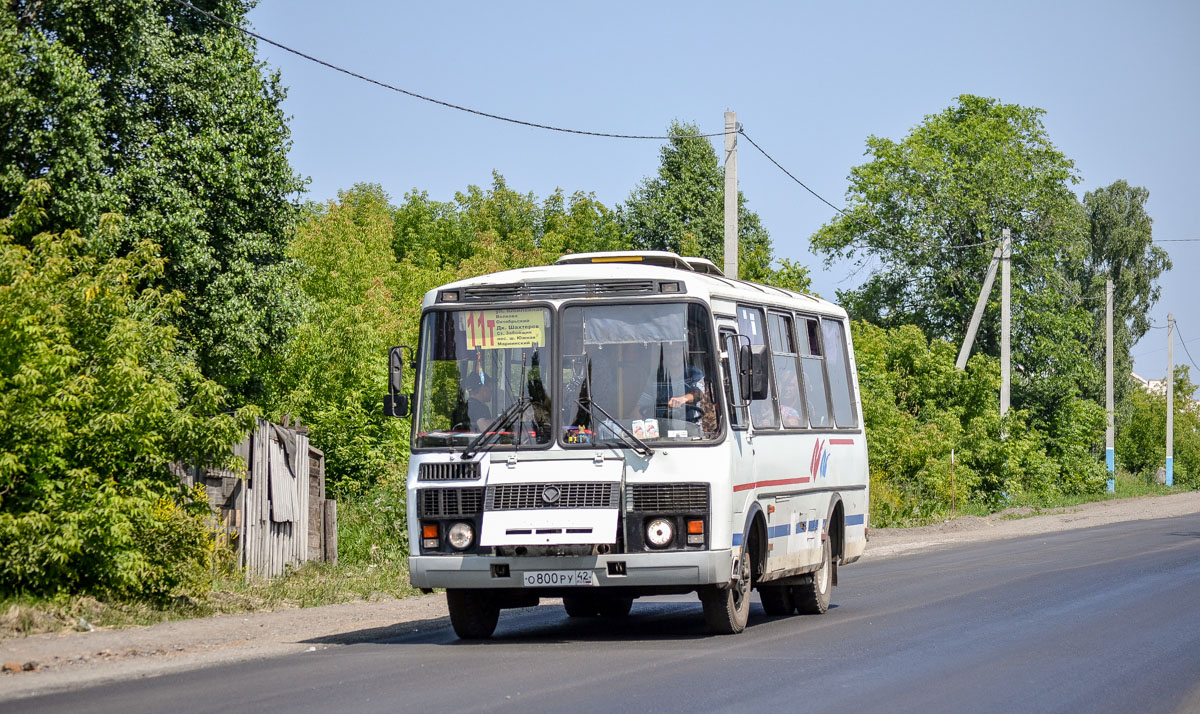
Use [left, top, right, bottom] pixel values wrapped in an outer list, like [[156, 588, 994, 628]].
[[460, 308, 545, 350]]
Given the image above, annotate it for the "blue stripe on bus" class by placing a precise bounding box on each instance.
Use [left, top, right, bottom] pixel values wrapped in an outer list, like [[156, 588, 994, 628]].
[[733, 514, 865, 546], [768, 524, 791, 539]]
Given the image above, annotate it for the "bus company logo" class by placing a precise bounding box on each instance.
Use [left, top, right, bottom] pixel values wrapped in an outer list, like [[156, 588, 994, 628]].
[[541, 485, 561, 505], [810, 439, 830, 479]]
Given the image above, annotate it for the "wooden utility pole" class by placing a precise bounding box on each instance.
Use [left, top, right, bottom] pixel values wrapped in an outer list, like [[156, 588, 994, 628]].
[[1167, 313, 1174, 487], [723, 110, 738, 279], [1000, 228, 1011, 419], [1106, 278, 1115, 493]]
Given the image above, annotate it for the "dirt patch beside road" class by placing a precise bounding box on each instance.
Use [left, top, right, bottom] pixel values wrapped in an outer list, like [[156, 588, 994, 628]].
[[3, 490, 1199, 700]]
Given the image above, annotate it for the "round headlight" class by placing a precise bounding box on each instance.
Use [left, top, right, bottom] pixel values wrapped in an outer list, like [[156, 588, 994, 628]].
[[447, 522, 474, 550], [645, 518, 675, 548]]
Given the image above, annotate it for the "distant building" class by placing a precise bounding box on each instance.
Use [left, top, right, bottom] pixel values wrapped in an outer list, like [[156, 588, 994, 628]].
[[1132, 371, 1200, 413], [1131, 372, 1167, 396]]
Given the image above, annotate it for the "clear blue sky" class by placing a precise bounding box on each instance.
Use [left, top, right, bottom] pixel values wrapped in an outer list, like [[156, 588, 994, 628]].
[[246, 0, 1199, 381]]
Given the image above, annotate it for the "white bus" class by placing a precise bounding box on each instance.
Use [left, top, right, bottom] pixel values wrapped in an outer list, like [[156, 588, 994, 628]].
[[385, 251, 869, 638]]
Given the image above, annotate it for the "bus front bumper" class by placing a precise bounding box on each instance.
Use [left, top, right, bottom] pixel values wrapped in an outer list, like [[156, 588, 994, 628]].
[[409, 549, 734, 590]]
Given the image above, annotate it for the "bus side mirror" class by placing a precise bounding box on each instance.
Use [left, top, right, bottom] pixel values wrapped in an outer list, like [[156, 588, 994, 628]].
[[384, 394, 410, 419], [385, 345, 413, 419], [738, 343, 770, 401]]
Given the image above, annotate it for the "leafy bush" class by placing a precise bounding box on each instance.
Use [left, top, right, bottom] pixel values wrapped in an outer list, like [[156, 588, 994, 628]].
[[853, 321, 1107, 525], [1116, 367, 1200, 487], [0, 183, 246, 600]]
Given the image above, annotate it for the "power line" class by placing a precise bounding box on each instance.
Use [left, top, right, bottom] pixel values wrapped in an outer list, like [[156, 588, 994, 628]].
[[1155, 238, 1200, 243], [1174, 322, 1200, 375], [738, 129, 1004, 252], [170, 0, 727, 142]]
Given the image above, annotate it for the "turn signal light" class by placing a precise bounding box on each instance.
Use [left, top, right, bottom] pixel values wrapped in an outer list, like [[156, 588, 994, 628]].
[[687, 519, 705, 534], [422, 524, 439, 539]]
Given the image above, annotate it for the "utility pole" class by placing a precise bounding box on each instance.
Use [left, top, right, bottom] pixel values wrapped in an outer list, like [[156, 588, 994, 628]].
[[1106, 279, 1115, 493], [1000, 228, 1011, 419], [723, 110, 738, 279], [956, 243, 1004, 370], [1167, 313, 1174, 487]]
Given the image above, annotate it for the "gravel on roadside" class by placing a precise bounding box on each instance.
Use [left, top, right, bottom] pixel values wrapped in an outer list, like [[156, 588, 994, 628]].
[[3, 490, 1198, 701]]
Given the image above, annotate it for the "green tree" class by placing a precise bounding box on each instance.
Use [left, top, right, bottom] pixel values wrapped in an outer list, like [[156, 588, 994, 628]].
[[1116, 367, 1200, 487], [393, 172, 627, 272], [853, 320, 1107, 526], [0, 182, 247, 599], [271, 185, 414, 497], [2, 1, 304, 402], [1074, 181, 1171, 406], [618, 122, 775, 281], [811, 95, 1100, 429]]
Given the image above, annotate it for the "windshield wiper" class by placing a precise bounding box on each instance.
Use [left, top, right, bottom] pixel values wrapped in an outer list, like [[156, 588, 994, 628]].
[[575, 395, 654, 458], [461, 397, 531, 459]]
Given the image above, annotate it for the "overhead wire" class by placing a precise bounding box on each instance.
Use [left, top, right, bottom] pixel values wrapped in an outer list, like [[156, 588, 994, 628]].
[[169, 0, 728, 141], [738, 128, 1005, 253], [174, 0, 1188, 297], [1173, 322, 1200, 375]]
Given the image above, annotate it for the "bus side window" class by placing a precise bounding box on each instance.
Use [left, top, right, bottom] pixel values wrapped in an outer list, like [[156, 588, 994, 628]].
[[798, 315, 832, 428], [721, 331, 747, 429], [821, 318, 858, 427], [768, 312, 806, 429], [737, 305, 778, 429]]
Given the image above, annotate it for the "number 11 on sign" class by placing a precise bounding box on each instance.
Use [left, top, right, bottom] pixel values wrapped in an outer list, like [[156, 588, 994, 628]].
[[467, 311, 495, 349]]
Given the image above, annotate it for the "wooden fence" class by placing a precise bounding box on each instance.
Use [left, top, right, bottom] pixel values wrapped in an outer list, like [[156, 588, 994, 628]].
[[177, 418, 337, 577]]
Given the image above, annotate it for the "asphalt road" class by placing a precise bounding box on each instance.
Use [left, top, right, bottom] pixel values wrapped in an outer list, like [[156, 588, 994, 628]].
[[17, 515, 1200, 714]]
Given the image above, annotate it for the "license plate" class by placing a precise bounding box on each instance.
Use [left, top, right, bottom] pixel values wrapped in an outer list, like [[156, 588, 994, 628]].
[[521, 570, 596, 587]]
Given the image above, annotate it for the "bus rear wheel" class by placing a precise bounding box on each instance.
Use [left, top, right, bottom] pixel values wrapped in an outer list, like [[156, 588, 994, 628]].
[[793, 537, 832, 615], [563, 596, 598, 617], [597, 596, 634, 617], [701, 546, 753, 634], [446, 589, 500, 639], [758, 582, 795, 616]]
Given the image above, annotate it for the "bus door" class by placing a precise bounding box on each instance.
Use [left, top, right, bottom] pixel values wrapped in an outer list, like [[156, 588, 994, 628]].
[[719, 326, 754, 508]]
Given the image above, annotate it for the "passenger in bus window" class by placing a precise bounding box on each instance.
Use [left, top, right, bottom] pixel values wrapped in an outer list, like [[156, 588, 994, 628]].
[[778, 368, 805, 428]]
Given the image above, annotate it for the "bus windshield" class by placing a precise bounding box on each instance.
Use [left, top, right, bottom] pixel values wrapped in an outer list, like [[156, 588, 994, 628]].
[[414, 307, 553, 450], [560, 302, 721, 445]]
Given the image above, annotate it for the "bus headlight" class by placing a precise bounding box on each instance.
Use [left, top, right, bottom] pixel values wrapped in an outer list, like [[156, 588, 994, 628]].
[[646, 518, 675, 548], [447, 522, 474, 550]]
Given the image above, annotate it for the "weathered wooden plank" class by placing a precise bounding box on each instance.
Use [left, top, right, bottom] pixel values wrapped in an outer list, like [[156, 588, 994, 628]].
[[323, 499, 338, 567]]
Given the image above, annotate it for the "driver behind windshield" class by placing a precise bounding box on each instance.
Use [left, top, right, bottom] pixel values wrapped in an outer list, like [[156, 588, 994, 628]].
[[462, 372, 493, 432]]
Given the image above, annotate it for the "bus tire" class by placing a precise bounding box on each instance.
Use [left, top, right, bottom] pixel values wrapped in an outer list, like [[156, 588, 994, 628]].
[[563, 596, 599, 618], [597, 597, 634, 617], [793, 537, 832, 615], [446, 589, 500, 639], [758, 583, 794, 616], [701, 546, 753, 634]]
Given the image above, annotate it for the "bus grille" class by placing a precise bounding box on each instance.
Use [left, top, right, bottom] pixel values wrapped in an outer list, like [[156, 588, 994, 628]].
[[463, 280, 655, 302], [418, 461, 481, 481], [419, 488, 484, 517], [627, 483, 709, 513], [486, 483, 620, 510]]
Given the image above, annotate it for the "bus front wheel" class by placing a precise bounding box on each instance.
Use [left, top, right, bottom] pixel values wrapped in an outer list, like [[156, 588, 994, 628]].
[[446, 589, 500, 639], [701, 548, 752, 634]]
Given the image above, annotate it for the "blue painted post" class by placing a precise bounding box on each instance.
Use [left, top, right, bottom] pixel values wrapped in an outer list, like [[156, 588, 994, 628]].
[[1105, 280, 1115, 493], [1166, 313, 1174, 487]]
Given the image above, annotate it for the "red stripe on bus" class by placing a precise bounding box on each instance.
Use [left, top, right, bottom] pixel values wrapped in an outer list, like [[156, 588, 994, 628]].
[[829, 438, 855, 445], [732, 476, 812, 492]]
